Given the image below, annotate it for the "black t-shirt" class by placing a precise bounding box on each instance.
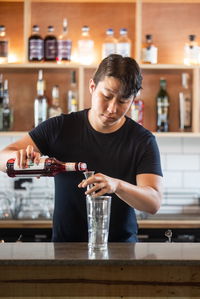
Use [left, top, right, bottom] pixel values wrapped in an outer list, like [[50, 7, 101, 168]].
[[29, 109, 162, 242]]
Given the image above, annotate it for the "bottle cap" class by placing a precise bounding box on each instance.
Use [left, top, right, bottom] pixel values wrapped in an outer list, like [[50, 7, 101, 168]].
[[146, 34, 152, 40], [189, 34, 196, 41], [48, 25, 55, 32], [120, 28, 127, 35], [32, 25, 40, 32], [82, 25, 89, 32], [78, 162, 87, 171], [0, 25, 5, 32], [106, 28, 114, 35]]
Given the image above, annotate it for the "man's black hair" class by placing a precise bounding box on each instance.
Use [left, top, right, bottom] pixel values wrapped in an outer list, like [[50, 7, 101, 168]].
[[93, 54, 143, 98]]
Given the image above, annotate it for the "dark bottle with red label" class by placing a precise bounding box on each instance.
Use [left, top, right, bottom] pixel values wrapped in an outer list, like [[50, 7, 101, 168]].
[[44, 25, 57, 61], [6, 157, 87, 178]]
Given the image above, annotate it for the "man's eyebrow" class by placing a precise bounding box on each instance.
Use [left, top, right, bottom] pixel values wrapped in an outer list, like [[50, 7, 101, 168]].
[[104, 87, 118, 93]]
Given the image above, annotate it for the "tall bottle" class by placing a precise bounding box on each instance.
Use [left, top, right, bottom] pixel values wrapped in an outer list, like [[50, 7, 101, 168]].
[[156, 78, 170, 132], [0, 25, 9, 63], [102, 28, 117, 59], [6, 157, 87, 178], [141, 34, 158, 64], [57, 18, 72, 62], [116, 28, 131, 57], [77, 26, 94, 65], [0, 74, 4, 130], [131, 99, 144, 126], [28, 25, 44, 62], [183, 34, 199, 65], [2, 79, 13, 130], [44, 25, 57, 61], [179, 73, 192, 131], [67, 70, 78, 113], [34, 70, 48, 127], [48, 85, 62, 118]]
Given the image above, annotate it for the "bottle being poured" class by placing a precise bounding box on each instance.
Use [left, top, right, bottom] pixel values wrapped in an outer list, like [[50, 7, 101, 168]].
[[6, 157, 87, 178]]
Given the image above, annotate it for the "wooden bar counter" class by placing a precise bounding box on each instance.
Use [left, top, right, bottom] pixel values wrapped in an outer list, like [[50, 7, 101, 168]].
[[0, 242, 200, 298]]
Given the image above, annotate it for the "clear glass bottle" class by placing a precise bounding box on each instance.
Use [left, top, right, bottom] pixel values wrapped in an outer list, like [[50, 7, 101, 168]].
[[77, 25, 94, 65], [141, 34, 158, 64], [0, 74, 4, 130], [28, 25, 44, 62], [6, 157, 87, 178], [44, 25, 57, 61], [48, 85, 62, 118], [179, 73, 192, 131], [0, 25, 9, 63], [156, 78, 170, 132], [67, 70, 78, 113], [102, 28, 117, 59], [57, 18, 72, 62], [183, 34, 199, 65], [34, 70, 48, 127], [131, 99, 144, 126], [2, 79, 13, 130], [116, 28, 131, 57]]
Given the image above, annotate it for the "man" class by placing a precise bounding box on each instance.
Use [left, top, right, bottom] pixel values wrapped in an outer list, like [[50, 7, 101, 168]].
[[0, 54, 163, 242]]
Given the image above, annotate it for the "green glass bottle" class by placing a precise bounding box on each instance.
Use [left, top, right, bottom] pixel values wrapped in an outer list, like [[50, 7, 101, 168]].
[[156, 78, 170, 132]]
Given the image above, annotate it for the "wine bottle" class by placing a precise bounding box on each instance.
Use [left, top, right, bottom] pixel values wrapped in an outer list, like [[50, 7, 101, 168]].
[[44, 25, 57, 61], [141, 34, 157, 64], [77, 25, 94, 65], [116, 28, 131, 57], [156, 78, 170, 132], [0, 25, 9, 64], [6, 157, 87, 178], [34, 70, 48, 127], [179, 73, 192, 130], [67, 70, 78, 113], [57, 18, 72, 62], [2, 79, 13, 130], [48, 85, 62, 118], [102, 28, 117, 59], [183, 34, 199, 65], [28, 25, 44, 62]]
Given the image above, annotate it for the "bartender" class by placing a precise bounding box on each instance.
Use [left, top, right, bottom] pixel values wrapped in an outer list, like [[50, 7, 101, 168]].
[[0, 54, 163, 242]]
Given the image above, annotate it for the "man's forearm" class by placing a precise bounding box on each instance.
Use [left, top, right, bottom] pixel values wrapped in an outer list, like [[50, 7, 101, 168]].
[[0, 148, 18, 172], [115, 179, 162, 214]]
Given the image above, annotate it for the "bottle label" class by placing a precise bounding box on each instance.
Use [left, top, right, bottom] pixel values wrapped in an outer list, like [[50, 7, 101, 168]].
[[29, 40, 43, 60], [116, 43, 131, 57], [102, 43, 116, 59], [13, 158, 45, 171], [45, 40, 57, 59], [78, 40, 94, 64], [34, 98, 47, 127], [57, 40, 72, 61], [0, 41, 8, 58], [142, 46, 157, 64], [184, 45, 199, 65]]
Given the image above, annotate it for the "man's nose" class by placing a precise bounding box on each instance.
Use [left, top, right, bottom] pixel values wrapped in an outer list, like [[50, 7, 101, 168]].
[[107, 99, 117, 113]]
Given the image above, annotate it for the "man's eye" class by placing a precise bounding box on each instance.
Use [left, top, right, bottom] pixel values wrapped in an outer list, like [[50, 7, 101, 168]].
[[119, 100, 129, 104], [104, 95, 112, 99]]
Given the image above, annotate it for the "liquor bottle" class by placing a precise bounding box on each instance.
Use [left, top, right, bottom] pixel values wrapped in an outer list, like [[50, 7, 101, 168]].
[[156, 78, 170, 132], [2, 79, 13, 130], [131, 99, 144, 126], [57, 18, 72, 62], [48, 85, 62, 118], [141, 34, 158, 64], [0, 25, 9, 63], [179, 73, 192, 130], [6, 157, 87, 178], [44, 25, 57, 61], [77, 25, 94, 65], [102, 28, 117, 59], [0, 74, 4, 130], [183, 34, 199, 65], [34, 70, 48, 127], [116, 28, 131, 57], [28, 25, 44, 62], [67, 70, 78, 113]]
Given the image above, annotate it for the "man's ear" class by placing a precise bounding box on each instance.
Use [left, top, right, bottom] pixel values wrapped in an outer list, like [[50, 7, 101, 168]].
[[89, 79, 96, 94]]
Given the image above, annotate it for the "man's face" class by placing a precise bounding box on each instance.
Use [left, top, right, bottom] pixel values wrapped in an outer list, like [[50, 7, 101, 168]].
[[89, 76, 134, 129]]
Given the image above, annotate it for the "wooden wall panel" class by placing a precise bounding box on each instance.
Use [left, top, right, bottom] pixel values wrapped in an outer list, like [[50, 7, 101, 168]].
[[31, 2, 136, 63], [0, 2, 24, 62], [142, 3, 200, 64]]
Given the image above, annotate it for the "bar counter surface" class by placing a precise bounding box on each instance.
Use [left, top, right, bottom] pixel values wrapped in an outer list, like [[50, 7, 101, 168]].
[[0, 242, 200, 298]]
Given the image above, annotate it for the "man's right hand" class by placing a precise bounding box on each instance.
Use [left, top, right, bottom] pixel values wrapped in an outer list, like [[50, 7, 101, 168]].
[[15, 145, 41, 168]]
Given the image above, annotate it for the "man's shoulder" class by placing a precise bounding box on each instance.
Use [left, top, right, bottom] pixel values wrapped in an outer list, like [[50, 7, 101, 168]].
[[126, 117, 154, 139]]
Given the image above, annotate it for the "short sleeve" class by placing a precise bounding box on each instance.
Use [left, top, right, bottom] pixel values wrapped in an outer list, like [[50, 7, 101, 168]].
[[136, 135, 163, 177], [29, 115, 63, 156]]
